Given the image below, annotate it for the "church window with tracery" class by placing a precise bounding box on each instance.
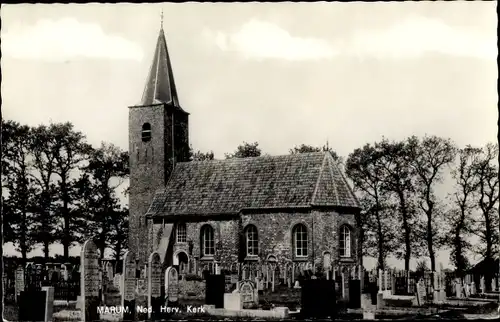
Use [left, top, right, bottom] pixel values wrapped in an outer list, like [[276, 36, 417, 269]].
[[245, 225, 258, 257], [201, 225, 215, 256], [293, 224, 308, 257], [177, 223, 187, 243], [340, 225, 351, 257]]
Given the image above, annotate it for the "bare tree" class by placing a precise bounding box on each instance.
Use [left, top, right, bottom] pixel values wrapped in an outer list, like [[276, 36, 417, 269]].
[[448, 145, 482, 276], [1, 120, 37, 262], [377, 138, 418, 271], [30, 125, 59, 260], [346, 144, 397, 270], [407, 135, 456, 273], [471, 143, 499, 289], [51, 122, 93, 259]]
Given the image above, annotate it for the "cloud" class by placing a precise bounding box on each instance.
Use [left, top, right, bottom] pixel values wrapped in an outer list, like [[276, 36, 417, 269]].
[[207, 16, 496, 61], [347, 15, 497, 60], [2, 18, 144, 62], [208, 19, 338, 61]]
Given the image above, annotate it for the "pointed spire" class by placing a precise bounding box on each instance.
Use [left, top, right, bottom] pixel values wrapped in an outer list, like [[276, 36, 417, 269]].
[[160, 9, 164, 30], [140, 15, 180, 107]]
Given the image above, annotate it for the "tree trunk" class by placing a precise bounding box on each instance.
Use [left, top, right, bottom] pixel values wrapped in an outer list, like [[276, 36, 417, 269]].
[[115, 245, 122, 263], [426, 212, 436, 273], [398, 192, 411, 271], [21, 209, 28, 265], [44, 240, 50, 261], [61, 177, 70, 260], [375, 207, 385, 270], [485, 217, 493, 292]]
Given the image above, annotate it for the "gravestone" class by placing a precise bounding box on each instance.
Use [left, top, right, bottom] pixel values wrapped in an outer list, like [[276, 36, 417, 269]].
[[238, 280, 258, 309], [15, 266, 25, 303], [113, 274, 121, 288], [416, 279, 426, 306], [18, 290, 47, 321], [301, 279, 336, 319], [106, 262, 114, 281], [165, 266, 179, 303], [349, 280, 361, 309], [455, 279, 462, 298], [136, 277, 148, 321], [122, 251, 137, 321], [148, 252, 163, 320], [80, 240, 100, 322], [42, 286, 55, 322], [464, 283, 470, 298], [206, 274, 225, 308], [231, 274, 238, 284]]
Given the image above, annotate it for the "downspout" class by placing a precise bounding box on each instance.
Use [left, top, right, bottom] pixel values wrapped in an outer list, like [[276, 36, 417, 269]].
[[312, 212, 315, 274]]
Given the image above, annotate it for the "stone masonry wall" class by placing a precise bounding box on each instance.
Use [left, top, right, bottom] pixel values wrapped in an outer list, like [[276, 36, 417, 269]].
[[129, 103, 188, 265], [161, 209, 358, 272]]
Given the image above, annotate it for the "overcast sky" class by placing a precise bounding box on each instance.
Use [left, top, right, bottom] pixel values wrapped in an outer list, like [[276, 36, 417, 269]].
[[1, 2, 497, 269]]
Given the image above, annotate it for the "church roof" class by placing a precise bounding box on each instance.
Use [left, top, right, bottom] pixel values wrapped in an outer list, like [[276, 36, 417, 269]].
[[146, 152, 360, 217], [139, 27, 184, 110]]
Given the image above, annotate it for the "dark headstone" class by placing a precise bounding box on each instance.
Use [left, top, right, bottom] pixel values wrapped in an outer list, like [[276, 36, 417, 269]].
[[348, 279, 361, 309], [206, 274, 225, 308], [18, 290, 46, 321], [370, 282, 378, 305], [301, 279, 336, 319]]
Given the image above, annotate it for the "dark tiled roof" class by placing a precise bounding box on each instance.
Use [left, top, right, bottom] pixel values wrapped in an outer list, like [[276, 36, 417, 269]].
[[139, 28, 181, 108], [146, 152, 360, 216]]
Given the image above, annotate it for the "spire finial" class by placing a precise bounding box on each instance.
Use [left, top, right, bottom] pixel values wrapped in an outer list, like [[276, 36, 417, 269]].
[[160, 9, 164, 30]]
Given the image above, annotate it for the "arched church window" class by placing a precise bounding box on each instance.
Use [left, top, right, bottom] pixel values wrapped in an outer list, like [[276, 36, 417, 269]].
[[141, 123, 152, 142], [177, 223, 187, 243], [292, 224, 308, 257], [340, 225, 351, 258], [200, 225, 215, 257], [245, 225, 258, 257]]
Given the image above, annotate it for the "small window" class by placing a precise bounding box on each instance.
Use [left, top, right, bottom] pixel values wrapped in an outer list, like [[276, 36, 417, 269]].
[[340, 225, 351, 258], [141, 123, 152, 142], [177, 223, 187, 243], [245, 225, 259, 257], [293, 224, 308, 257], [201, 225, 215, 256]]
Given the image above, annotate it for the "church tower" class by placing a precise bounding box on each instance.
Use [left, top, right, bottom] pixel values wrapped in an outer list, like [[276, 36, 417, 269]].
[[128, 21, 190, 265]]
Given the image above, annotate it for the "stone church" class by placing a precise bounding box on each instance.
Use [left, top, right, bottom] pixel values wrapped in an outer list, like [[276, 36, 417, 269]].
[[128, 25, 361, 279]]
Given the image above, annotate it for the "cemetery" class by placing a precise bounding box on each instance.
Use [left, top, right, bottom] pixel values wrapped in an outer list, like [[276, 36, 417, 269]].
[[3, 239, 499, 321]]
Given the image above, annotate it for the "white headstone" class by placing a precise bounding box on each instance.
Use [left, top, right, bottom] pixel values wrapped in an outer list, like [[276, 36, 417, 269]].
[[165, 266, 179, 303], [41, 286, 55, 322], [122, 251, 137, 302], [121, 251, 137, 321], [464, 283, 470, 298], [80, 240, 100, 322], [15, 266, 25, 302], [416, 279, 426, 306], [238, 280, 257, 309]]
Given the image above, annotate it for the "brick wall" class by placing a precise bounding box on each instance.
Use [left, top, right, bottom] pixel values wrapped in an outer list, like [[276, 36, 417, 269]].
[[128, 103, 189, 265], [153, 208, 358, 272]]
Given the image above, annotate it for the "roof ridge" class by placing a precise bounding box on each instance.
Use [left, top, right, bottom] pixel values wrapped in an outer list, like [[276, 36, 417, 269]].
[[176, 151, 328, 165], [332, 158, 360, 205], [326, 152, 341, 206], [311, 153, 328, 205]]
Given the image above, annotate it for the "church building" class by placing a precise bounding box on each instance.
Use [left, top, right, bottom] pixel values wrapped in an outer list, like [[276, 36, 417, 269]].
[[128, 25, 361, 280]]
